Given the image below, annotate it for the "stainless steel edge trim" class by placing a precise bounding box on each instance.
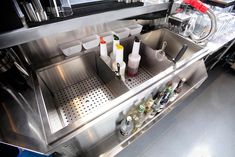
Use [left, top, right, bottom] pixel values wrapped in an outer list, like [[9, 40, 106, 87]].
[[32, 72, 52, 145]]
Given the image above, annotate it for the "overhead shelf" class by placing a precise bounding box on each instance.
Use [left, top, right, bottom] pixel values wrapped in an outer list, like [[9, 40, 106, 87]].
[[205, 0, 235, 8], [0, 2, 170, 49]]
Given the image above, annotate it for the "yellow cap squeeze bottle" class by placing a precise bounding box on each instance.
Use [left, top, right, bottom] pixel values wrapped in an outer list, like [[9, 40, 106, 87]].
[[112, 44, 126, 81]]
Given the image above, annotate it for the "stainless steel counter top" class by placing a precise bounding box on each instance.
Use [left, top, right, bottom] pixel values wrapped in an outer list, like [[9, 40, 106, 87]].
[[206, 30, 235, 52]]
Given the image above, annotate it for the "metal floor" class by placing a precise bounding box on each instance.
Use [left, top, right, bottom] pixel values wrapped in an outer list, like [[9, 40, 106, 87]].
[[116, 66, 235, 157]]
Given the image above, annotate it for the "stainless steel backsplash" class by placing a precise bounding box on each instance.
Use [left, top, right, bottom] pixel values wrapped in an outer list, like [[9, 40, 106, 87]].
[[18, 20, 138, 67]]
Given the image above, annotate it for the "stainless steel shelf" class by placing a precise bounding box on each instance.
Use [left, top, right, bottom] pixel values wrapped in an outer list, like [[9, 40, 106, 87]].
[[0, 2, 170, 49], [88, 75, 208, 157]]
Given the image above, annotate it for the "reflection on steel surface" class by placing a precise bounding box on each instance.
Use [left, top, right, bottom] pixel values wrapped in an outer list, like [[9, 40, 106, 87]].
[[124, 67, 152, 89]]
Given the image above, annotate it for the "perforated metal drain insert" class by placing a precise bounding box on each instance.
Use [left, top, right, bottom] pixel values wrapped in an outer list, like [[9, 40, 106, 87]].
[[55, 76, 114, 125], [125, 67, 152, 89]]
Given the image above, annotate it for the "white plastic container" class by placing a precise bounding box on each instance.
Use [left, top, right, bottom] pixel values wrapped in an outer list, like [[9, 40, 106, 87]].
[[112, 28, 130, 39], [99, 31, 113, 43], [59, 40, 82, 56], [115, 44, 124, 65], [100, 43, 108, 57], [100, 37, 111, 67], [127, 24, 143, 35], [82, 35, 99, 50]]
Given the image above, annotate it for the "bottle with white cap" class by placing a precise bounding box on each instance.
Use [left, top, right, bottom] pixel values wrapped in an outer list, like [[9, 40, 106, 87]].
[[100, 37, 111, 67], [112, 44, 126, 81], [127, 36, 141, 77], [110, 35, 120, 65], [120, 116, 134, 136]]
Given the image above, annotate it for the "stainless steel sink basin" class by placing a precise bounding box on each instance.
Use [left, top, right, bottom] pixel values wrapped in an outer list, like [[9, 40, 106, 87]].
[[121, 28, 203, 76], [37, 52, 129, 134], [35, 28, 204, 145]]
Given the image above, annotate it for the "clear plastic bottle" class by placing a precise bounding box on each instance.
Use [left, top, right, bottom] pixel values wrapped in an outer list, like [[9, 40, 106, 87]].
[[127, 37, 141, 77]]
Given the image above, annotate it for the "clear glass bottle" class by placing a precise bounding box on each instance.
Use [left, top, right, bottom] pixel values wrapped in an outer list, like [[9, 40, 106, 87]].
[[159, 81, 173, 109], [148, 82, 175, 118], [132, 103, 145, 129], [120, 116, 134, 136], [145, 98, 154, 119], [49, 0, 73, 18], [181, 13, 197, 37], [170, 78, 186, 102], [149, 88, 165, 118]]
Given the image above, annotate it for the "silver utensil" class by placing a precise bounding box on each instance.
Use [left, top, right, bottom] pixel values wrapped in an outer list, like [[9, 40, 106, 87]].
[[155, 41, 167, 61]]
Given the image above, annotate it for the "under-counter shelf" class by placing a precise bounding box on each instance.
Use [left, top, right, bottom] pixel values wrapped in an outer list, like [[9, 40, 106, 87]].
[[0, 2, 170, 49], [86, 60, 208, 157]]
